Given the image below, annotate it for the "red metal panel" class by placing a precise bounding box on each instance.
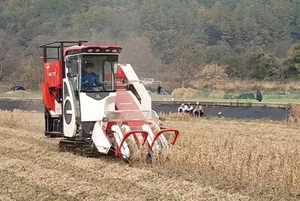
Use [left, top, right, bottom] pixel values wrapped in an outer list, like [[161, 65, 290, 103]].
[[40, 83, 55, 111], [115, 90, 140, 111], [44, 61, 62, 88], [115, 130, 148, 157], [149, 129, 179, 151], [116, 65, 126, 80]]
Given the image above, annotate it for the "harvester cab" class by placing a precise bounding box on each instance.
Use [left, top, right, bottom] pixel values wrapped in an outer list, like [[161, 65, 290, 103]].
[[40, 40, 179, 162]]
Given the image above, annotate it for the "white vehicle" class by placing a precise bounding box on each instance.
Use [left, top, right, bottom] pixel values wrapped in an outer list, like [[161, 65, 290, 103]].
[[40, 41, 179, 162], [141, 78, 154, 85]]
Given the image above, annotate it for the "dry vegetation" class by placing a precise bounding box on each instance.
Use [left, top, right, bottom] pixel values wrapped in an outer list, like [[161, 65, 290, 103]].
[[0, 110, 300, 200], [171, 80, 300, 100], [171, 88, 199, 99], [205, 80, 300, 91]]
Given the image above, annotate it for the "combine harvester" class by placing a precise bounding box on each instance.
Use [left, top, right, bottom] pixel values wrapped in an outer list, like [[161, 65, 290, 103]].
[[39, 41, 179, 163]]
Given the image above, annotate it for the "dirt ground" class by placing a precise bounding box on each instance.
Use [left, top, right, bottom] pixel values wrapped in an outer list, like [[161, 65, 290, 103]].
[[1, 110, 300, 201], [0, 114, 251, 201]]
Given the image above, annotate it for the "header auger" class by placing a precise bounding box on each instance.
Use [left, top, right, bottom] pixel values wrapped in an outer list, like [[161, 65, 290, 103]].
[[40, 40, 179, 163]]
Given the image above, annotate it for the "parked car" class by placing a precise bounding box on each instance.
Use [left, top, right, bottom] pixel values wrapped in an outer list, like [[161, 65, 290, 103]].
[[10, 85, 26, 91], [141, 78, 154, 85]]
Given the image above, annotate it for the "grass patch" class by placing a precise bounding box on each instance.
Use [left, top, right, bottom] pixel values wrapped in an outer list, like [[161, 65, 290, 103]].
[[0, 90, 42, 99]]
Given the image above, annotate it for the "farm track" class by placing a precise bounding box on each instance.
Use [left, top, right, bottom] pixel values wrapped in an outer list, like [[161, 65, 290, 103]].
[[0, 126, 251, 201]]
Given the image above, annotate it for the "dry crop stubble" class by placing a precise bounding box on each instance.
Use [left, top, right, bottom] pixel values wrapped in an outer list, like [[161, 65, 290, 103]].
[[0, 110, 299, 200], [159, 113, 300, 200], [0, 109, 44, 132]]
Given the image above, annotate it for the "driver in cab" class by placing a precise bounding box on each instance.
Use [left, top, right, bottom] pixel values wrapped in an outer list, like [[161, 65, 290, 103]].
[[81, 61, 102, 91]]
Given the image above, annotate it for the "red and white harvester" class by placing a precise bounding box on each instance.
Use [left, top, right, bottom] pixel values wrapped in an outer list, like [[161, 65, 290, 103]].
[[40, 41, 179, 162]]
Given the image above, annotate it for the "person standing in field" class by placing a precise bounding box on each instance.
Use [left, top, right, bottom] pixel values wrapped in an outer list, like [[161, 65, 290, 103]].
[[256, 90, 263, 102], [157, 84, 162, 94]]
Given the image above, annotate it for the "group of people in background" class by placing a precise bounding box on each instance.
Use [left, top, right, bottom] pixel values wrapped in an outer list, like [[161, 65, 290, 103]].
[[177, 102, 204, 117]]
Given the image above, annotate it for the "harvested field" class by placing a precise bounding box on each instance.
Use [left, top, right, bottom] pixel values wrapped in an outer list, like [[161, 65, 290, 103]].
[[0, 110, 299, 200]]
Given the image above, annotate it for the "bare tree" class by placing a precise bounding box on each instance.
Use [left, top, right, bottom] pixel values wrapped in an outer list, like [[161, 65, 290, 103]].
[[167, 40, 202, 88], [195, 64, 228, 90], [175, 55, 194, 88], [119, 36, 163, 79]]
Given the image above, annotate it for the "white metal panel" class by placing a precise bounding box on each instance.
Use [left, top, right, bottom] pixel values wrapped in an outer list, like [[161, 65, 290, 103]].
[[121, 125, 134, 141], [120, 64, 151, 110], [120, 64, 139, 81], [142, 124, 154, 146], [132, 82, 151, 110], [55, 99, 62, 114], [49, 100, 62, 116], [111, 125, 130, 159], [63, 80, 76, 138], [158, 134, 169, 149], [92, 121, 111, 154], [142, 124, 169, 150], [79, 92, 116, 121]]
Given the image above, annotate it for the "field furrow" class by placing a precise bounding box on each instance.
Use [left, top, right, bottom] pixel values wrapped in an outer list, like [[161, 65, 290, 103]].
[[0, 121, 251, 201], [1, 110, 300, 200]]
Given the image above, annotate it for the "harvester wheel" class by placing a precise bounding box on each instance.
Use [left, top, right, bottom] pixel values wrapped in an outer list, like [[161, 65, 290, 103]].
[[81, 148, 87, 157], [74, 148, 83, 156], [59, 142, 68, 152]]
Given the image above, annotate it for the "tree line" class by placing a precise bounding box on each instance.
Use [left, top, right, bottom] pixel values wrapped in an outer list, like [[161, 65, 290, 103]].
[[0, 0, 299, 89]]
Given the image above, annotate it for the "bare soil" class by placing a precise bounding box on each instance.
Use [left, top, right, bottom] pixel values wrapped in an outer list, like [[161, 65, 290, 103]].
[[0, 112, 251, 201], [1, 110, 299, 200]]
